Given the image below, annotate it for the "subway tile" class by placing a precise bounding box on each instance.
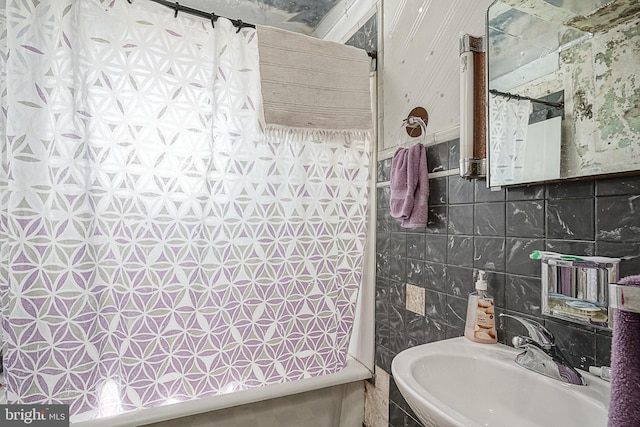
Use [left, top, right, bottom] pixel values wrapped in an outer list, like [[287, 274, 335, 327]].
[[406, 310, 426, 347], [376, 232, 390, 278], [378, 158, 392, 183], [475, 202, 506, 236], [500, 310, 544, 341], [389, 378, 422, 424], [506, 238, 544, 276], [389, 376, 409, 412], [474, 236, 506, 272], [596, 175, 640, 196], [424, 289, 447, 323], [405, 414, 425, 427], [375, 344, 392, 374], [388, 309, 407, 354], [406, 259, 427, 287], [446, 294, 467, 329], [425, 205, 447, 234], [506, 184, 545, 201], [389, 233, 407, 282], [448, 175, 475, 204], [377, 186, 391, 209], [406, 232, 426, 260], [428, 177, 447, 206], [425, 234, 447, 264], [446, 265, 474, 298], [423, 261, 447, 292], [375, 320, 389, 348], [597, 195, 640, 242], [388, 331, 409, 357], [375, 278, 389, 325], [506, 200, 544, 238], [596, 241, 640, 277], [389, 281, 405, 310], [544, 318, 595, 370], [426, 142, 449, 173], [389, 214, 406, 232], [505, 274, 542, 316], [445, 325, 464, 339], [448, 205, 474, 235], [595, 332, 613, 367], [389, 401, 407, 427], [546, 199, 594, 240], [447, 235, 474, 268], [546, 240, 595, 256], [475, 179, 505, 202], [406, 224, 428, 234], [424, 317, 447, 343], [375, 153, 640, 383], [448, 138, 460, 169], [546, 181, 594, 199], [484, 271, 506, 309], [390, 401, 425, 427], [377, 208, 393, 233]]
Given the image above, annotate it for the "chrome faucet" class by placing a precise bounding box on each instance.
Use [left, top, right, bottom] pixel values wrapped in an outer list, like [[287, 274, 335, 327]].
[[499, 314, 585, 386]]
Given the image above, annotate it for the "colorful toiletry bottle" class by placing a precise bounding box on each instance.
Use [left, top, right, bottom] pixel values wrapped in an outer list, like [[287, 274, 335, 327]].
[[464, 270, 497, 344]]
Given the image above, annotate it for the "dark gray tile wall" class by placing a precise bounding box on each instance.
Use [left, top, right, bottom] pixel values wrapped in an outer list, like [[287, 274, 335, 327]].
[[376, 139, 640, 427]]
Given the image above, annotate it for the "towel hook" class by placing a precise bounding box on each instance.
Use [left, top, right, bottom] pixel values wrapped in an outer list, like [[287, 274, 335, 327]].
[[173, 2, 180, 18], [405, 106, 429, 137]]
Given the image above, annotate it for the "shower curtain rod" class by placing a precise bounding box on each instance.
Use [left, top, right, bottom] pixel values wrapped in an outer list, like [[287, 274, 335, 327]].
[[132, 0, 256, 32], [489, 89, 564, 109], [127, 0, 377, 59]]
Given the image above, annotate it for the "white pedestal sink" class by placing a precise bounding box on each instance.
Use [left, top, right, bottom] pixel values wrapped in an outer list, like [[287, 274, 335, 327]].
[[391, 337, 610, 427]]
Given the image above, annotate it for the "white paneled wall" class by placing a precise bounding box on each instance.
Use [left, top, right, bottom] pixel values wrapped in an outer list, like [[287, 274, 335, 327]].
[[380, 0, 493, 158]]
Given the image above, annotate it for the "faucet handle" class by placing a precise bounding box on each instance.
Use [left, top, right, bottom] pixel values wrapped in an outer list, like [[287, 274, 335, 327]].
[[499, 314, 555, 350]]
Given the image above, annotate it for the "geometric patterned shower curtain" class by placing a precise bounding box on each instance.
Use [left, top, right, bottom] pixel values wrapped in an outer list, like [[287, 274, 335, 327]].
[[0, 0, 370, 421], [488, 95, 531, 184]]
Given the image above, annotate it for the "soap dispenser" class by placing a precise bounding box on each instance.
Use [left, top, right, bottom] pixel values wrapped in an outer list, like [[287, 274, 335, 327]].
[[464, 270, 497, 343]]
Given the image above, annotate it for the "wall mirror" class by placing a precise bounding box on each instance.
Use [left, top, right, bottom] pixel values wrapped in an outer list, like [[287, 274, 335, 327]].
[[486, 0, 640, 187]]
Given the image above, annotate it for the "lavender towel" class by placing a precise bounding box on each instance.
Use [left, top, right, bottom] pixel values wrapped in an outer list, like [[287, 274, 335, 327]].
[[609, 274, 640, 427], [389, 143, 428, 228]]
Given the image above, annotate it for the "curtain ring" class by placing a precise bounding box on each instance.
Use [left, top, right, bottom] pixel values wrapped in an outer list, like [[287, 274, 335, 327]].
[[173, 2, 179, 18], [211, 12, 218, 29], [235, 19, 243, 33]]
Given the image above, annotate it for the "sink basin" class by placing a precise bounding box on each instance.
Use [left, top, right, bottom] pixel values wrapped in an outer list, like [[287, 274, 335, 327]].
[[391, 338, 610, 427]]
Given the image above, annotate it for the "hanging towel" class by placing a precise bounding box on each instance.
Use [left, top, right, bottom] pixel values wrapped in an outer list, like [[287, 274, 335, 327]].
[[390, 147, 412, 219], [609, 274, 640, 427], [256, 25, 373, 131], [390, 143, 429, 228]]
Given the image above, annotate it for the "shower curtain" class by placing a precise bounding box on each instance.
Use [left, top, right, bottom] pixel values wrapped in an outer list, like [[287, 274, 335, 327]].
[[0, 0, 371, 421], [489, 95, 531, 184]]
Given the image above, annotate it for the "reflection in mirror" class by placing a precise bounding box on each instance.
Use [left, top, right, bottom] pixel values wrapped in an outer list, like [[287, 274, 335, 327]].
[[486, 0, 640, 187], [488, 4, 589, 92]]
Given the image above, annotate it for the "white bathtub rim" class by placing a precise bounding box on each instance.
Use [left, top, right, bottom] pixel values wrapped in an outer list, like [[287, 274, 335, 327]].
[[71, 357, 371, 427]]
